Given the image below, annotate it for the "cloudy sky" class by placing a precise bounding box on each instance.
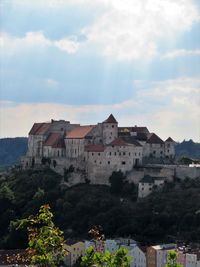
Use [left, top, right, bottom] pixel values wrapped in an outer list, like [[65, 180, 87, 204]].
[[0, 0, 200, 141]]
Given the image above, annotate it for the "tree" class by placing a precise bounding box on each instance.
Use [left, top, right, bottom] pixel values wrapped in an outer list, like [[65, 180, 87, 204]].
[[165, 251, 183, 267], [109, 171, 126, 194], [16, 204, 67, 267], [81, 226, 131, 267], [81, 246, 131, 267]]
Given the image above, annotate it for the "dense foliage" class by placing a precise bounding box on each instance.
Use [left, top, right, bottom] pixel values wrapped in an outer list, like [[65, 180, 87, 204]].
[[81, 247, 131, 267], [16, 204, 66, 267], [165, 251, 183, 267], [0, 169, 200, 249], [0, 137, 27, 168]]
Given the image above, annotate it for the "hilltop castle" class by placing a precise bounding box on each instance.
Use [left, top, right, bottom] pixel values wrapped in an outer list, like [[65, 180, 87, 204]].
[[22, 114, 175, 181]]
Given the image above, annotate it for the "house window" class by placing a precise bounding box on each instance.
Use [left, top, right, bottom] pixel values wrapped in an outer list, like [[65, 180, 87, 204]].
[[122, 161, 126, 165], [114, 152, 117, 156]]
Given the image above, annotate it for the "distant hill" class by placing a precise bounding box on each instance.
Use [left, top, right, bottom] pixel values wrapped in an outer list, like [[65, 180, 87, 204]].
[[0, 138, 28, 168], [175, 139, 200, 159]]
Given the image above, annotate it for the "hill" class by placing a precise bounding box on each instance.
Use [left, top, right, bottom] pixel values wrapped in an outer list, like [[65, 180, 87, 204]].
[[175, 139, 200, 159], [0, 168, 200, 249], [0, 138, 28, 168]]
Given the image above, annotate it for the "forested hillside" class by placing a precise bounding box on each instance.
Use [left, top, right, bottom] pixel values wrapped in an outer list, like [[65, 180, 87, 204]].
[[175, 139, 200, 159], [0, 138, 28, 168], [0, 168, 200, 249]]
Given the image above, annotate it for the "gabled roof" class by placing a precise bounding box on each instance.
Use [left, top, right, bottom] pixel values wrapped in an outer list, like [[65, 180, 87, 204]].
[[66, 125, 95, 139], [121, 136, 142, 147], [52, 137, 65, 148], [44, 133, 61, 147], [85, 144, 105, 152], [165, 137, 174, 142], [147, 133, 164, 144], [29, 122, 51, 135], [109, 137, 129, 146], [103, 114, 118, 124]]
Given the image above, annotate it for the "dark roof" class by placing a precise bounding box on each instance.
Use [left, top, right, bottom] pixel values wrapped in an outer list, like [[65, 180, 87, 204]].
[[29, 122, 51, 135], [121, 136, 142, 147], [165, 137, 174, 142], [140, 175, 154, 183], [103, 114, 118, 124], [147, 133, 164, 144], [52, 137, 65, 148], [135, 132, 148, 141], [140, 175, 165, 183], [44, 133, 61, 147], [131, 126, 149, 134], [109, 137, 129, 146]]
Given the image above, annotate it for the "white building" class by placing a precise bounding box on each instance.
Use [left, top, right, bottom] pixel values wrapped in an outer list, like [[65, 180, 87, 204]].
[[138, 175, 165, 198], [129, 245, 147, 267]]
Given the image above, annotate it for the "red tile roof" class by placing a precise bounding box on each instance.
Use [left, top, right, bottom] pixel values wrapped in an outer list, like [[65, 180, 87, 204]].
[[85, 144, 105, 152], [109, 137, 129, 146], [44, 133, 61, 147], [66, 125, 95, 139], [165, 137, 174, 142], [52, 137, 65, 148], [29, 122, 51, 135], [103, 114, 118, 123], [147, 133, 164, 144]]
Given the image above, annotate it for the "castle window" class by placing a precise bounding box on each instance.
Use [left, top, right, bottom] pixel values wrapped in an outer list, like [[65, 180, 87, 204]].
[[167, 144, 170, 148], [129, 152, 130, 156], [111, 132, 112, 135], [153, 151, 156, 154], [108, 161, 110, 164], [94, 160, 96, 163], [119, 152, 121, 156], [122, 161, 126, 165], [110, 152, 111, 156], [98, 153, 100, 156], [112, 125, 114, 128], [100, 161, 102, 164], [57, 151, 59, 157], [92, 153, 94, 156], [123, 152, 126, 155], [167, 149, 169, 152], [160, 151, 163, 154], [114, 152, 117, 156]]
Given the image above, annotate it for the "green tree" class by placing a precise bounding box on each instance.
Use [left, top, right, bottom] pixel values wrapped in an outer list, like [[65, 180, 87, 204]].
[[109, 171, 126, 194], [16, 204, 67, 267], [165, 251, 183, 267], [81, 246, 131, 267]]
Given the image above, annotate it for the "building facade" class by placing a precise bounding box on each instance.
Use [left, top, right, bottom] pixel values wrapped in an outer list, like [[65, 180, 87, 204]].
[[23, 114, 176, 182]]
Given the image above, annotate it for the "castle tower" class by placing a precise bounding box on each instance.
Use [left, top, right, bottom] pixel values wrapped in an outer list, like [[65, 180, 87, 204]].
[[102, 114, 118, 145]]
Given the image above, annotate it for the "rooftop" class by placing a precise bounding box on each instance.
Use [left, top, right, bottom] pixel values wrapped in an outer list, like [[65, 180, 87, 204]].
[[66, 125, 95, 139]]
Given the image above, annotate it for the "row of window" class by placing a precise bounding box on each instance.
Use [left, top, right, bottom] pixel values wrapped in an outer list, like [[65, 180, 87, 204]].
[[91, 151, 141, 156]]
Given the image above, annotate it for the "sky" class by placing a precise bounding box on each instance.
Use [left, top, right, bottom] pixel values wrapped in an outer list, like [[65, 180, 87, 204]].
[[0, 0, 200, 141]]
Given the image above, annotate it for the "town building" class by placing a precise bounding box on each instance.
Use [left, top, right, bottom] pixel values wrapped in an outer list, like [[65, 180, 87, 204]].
[[147, 244, 176, 267], [138, 175, 165, 198], [129, 245, 147, 267], [64, 240, 85, 267]]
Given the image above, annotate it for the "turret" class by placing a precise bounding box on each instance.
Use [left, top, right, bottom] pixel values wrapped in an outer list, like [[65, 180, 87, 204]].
[[102, 114, 118, 145]]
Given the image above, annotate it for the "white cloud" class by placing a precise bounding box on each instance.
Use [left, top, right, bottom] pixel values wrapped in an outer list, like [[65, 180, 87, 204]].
[[162, 49, 200, 59], [0, 32, 79, 54], [1, 76, 200, 141], [81, 0, 199, 61]]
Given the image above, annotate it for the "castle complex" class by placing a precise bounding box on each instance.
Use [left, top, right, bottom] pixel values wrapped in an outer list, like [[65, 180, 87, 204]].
[[23, 114, 176, 181]]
